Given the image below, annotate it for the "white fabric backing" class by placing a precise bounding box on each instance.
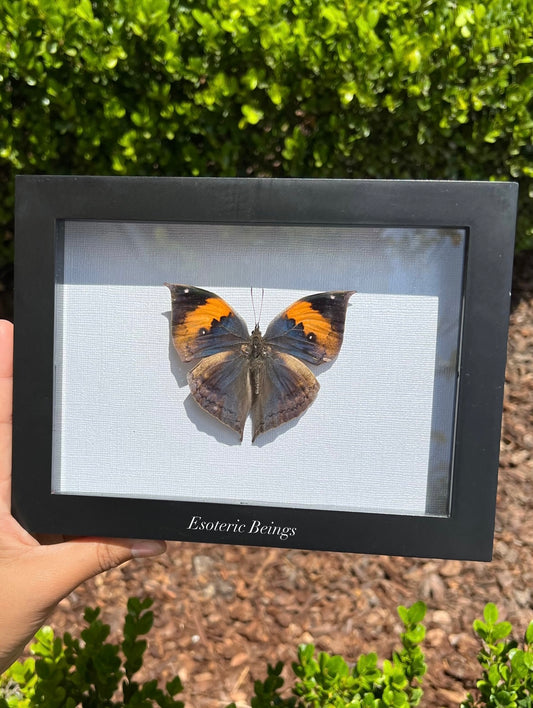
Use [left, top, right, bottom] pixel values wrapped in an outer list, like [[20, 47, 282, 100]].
[[52, 222, 465, 516]]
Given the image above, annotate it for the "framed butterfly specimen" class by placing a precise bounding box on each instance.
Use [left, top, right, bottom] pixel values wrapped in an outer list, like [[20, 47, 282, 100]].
[[12, 175, 517, 560], [166, 284, 355, 441]]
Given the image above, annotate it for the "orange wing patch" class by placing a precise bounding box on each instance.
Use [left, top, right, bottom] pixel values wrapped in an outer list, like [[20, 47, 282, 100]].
[[177, 297, 233, 334], [284, 299, 342, 359], [173, 297, 234, 361]]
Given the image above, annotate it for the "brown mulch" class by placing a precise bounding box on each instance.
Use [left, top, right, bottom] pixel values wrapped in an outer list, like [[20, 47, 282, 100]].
[[47, 252, 533, 708]]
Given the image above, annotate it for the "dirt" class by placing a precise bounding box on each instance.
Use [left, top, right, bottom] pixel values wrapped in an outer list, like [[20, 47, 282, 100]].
[[46, 251, 533, 707]]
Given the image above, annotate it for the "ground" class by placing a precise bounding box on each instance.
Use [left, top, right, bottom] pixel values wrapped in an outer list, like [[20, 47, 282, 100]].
[[48, 252, 533, 707]]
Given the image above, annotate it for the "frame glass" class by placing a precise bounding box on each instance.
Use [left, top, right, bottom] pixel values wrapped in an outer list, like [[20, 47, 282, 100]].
[[13, 176, 518, 560]]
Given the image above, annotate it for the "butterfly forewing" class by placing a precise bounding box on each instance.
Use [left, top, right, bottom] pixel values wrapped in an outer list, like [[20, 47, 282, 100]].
[[165, 284, 249, 362], [264, 291, 355, 364]]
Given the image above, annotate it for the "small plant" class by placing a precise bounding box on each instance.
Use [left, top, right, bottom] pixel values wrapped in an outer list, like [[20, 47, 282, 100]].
[[461, 603, 533, 707], [0, 597, 183, 707], [240, 601, 427, 707]]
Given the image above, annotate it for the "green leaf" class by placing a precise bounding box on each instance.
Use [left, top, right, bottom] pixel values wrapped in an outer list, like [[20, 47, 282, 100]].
[[484, 603, 499, 625], [407, 602, 426, 624], [404, 625, 426, 644], [487, 663, 500, 686], [492, 622, 513, 641], [298, 644, 315, 663], [75, 0, 95, 23], [406, 48, 421, 73], [136, 612, 154, 636], [268, 83, 284, 106], [473, 619, 489, 640], [240, 104, 264, 126], [166, 675, 184, 696], [397, 606, 409, 624], [525, 621, 533, 645]]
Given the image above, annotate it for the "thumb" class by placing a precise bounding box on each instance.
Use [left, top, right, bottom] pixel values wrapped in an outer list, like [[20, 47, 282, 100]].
[[33, 538, 167, 605], [0, 537, 166, 672]]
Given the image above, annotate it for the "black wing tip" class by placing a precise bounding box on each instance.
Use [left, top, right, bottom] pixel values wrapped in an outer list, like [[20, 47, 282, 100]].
[[164, 282, 190, 290]]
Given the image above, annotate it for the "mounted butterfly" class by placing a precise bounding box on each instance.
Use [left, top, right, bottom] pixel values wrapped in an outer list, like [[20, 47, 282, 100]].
[[165, 285, 355, 441]]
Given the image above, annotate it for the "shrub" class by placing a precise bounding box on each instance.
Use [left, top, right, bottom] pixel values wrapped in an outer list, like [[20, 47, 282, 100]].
[[242, 601, 427, 707], [0, 0, 532, 269], [0, 597, 184, 707], [461, 603, 533, 708]]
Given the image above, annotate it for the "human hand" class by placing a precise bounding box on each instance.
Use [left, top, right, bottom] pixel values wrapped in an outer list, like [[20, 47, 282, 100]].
[[0, 320, 167, 673]]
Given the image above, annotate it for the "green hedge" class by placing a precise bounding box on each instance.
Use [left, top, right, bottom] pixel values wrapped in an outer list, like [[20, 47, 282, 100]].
[[1, 0, 532, 264]]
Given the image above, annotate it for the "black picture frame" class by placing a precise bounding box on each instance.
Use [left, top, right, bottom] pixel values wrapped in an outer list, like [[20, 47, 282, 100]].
[[13, 176, 518, 560]]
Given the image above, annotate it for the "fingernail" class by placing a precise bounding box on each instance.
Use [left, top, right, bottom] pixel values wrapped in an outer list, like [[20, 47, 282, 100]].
[[130, 540, 167, 558]]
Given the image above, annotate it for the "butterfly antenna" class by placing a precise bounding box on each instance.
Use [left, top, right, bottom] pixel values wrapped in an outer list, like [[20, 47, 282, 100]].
[[251, 287, 265, 326], [251, 287, 256, 325]]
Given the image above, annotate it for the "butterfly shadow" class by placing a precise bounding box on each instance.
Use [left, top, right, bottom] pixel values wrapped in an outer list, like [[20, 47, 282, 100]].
[[164, 311, 243, 446]]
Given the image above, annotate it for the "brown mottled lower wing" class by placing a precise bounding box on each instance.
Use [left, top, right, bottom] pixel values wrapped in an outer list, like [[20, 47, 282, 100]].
[[251, 351, 319, 442], [187, 350, 252, 440]]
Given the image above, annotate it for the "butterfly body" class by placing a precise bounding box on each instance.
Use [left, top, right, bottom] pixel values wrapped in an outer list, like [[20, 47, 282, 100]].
[[247, 326, 270, 395], [166, 285, 354, 441]]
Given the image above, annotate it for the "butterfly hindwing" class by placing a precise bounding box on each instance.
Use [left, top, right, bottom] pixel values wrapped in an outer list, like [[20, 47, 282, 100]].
[[251, 351, 320, 441], [165, 284, 249, 362], [264, 291, 355, 364], [188, 350, 252, 440]]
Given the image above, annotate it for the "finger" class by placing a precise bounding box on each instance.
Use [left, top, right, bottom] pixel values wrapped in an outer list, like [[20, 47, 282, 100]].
[[32, 537, 167, 605], [0, 320, 13, 514]]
